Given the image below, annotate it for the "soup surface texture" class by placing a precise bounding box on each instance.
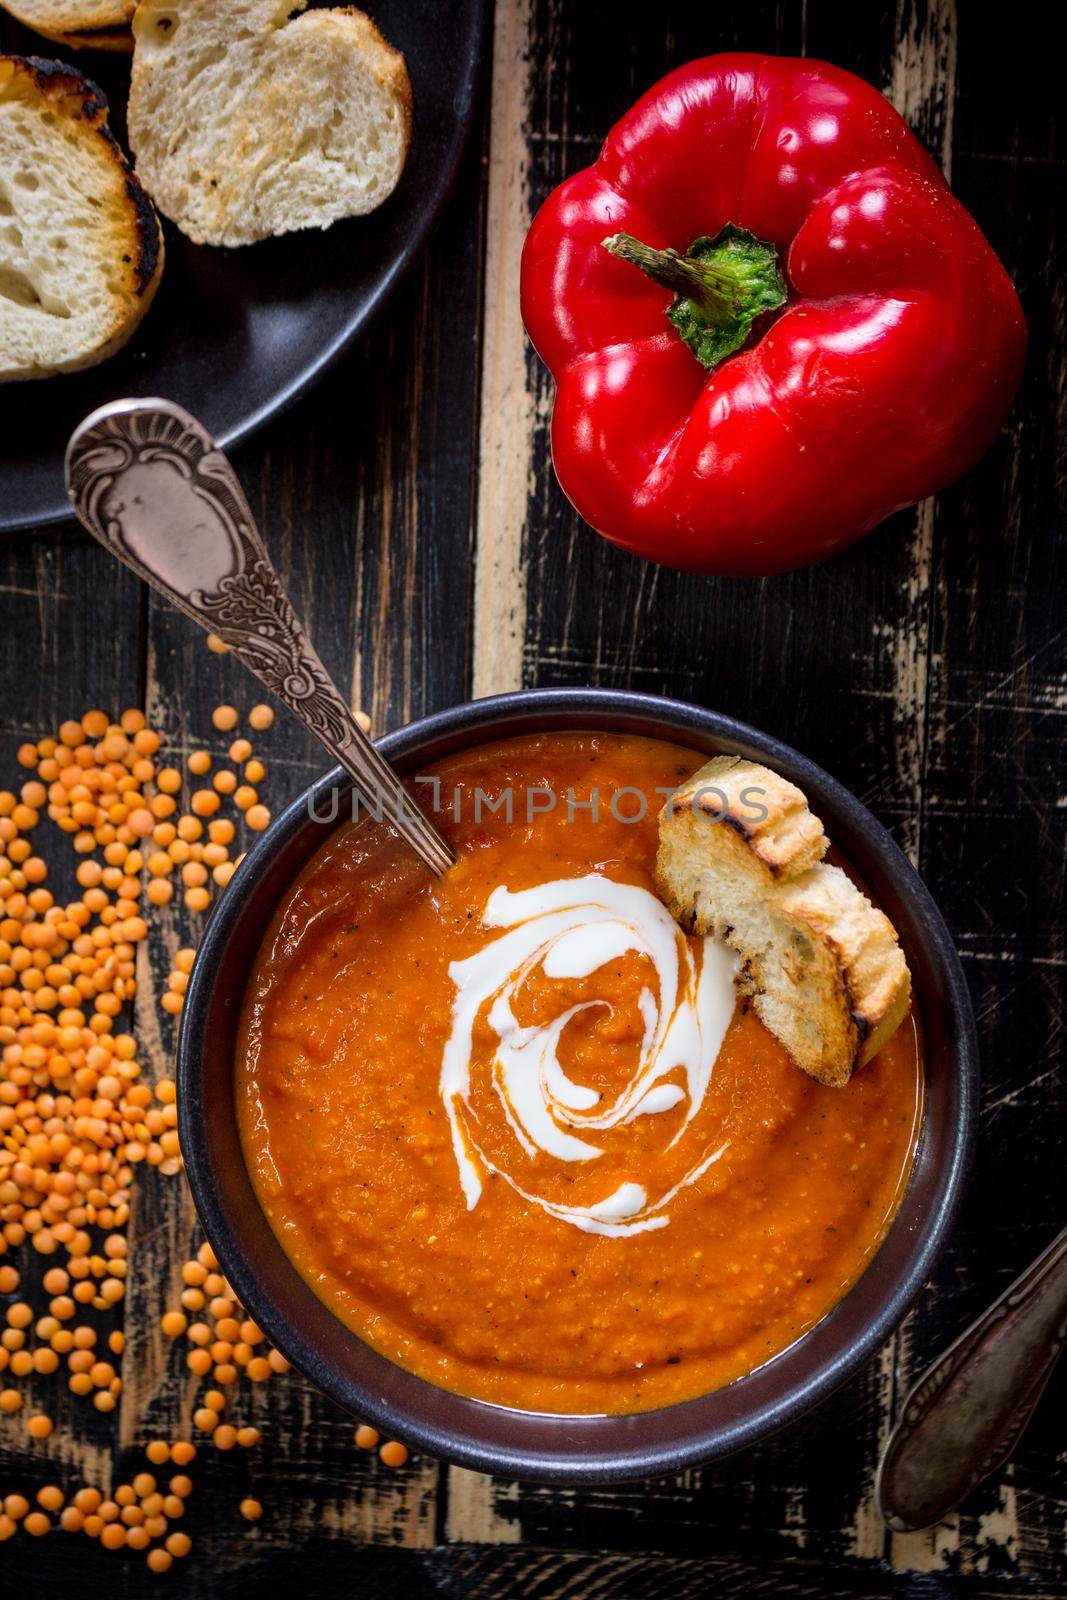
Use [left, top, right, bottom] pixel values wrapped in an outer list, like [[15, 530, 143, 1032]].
[[237, 733, 923, 1414]]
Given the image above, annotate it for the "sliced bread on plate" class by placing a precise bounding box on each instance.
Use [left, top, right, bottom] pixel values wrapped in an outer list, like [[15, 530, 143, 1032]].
[[0, 1, 135, 51], [0, 55, 163, 380], [128, 0, 412, 248]]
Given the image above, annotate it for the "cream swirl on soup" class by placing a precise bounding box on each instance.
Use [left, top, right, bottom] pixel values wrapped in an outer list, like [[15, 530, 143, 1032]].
[[439, 873, 738, 1236]]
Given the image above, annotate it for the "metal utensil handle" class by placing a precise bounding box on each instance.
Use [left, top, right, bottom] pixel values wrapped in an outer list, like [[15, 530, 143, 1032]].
[[876, 1224, 1067, 1532], [65, 399, 453, 877]]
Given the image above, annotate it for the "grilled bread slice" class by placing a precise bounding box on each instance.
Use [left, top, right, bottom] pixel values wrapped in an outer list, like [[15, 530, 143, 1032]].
[[128, 0, 412, 248], [655, 755, 911, 1086], [0, 56, 163, 381], [0, 2, 134, 51]]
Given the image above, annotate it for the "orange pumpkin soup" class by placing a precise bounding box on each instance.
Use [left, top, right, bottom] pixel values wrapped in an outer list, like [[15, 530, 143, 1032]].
[[236, 732, 922, 1414]]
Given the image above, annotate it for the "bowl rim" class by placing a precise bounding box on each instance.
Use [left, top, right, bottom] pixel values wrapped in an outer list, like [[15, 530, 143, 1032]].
[[178, 687, 977, 1482]]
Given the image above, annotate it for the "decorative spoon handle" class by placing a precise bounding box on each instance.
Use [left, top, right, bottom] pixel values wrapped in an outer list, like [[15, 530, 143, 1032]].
[[65, 398, 454, 878], [877, 1224, 1067, 1531]]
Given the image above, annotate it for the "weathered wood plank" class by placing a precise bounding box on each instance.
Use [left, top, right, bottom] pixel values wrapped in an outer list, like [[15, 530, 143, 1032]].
[[869, 0, 958, 1567], [5, 1532, 1066, 1598], [459, 0, 905, 1564], [1, 42, 487, 1586], [890, 7, 1067, 1581], [116, 110, 491, 1564], [471, 0, 537, 698], [0, 530, 142, 1501], [456, 0, 1064, 1583]]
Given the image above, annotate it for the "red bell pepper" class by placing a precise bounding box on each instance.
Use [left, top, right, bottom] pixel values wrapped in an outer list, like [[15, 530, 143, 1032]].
[[520, 54, 1026, 575]]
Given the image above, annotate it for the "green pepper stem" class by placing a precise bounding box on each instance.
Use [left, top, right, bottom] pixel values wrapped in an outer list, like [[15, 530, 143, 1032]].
[[602, 233, 740, 327], [602, 224, 786, 373]]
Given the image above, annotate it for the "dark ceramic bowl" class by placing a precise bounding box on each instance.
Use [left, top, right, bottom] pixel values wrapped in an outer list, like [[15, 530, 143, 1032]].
[[178, 688, 976, 1483]]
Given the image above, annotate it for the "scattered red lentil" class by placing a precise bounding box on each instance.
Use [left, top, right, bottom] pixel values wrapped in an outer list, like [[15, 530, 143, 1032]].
[[0, 704, 401, 1569]]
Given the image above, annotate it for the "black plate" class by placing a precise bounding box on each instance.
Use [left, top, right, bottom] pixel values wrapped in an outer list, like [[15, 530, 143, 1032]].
[[0, 0, 486, 531]]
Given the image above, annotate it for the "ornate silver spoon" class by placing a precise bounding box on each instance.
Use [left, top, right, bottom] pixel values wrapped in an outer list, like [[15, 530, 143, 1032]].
[[877, 1223, 1067, 1531], [65, 398, 454, 878]]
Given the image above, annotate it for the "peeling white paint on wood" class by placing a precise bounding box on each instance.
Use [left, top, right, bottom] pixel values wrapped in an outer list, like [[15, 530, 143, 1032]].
[[879, 0, 958, 871], [892, 1513, 961, 1574], [847, 1336, 896, 1559], [877, 8, 1007, 1579], [313, 1458, 439, 1545], [471, 0, 537, 697], [446, 1467, 521, 1544], [974, 1476, 1020, 1572], [783, 1485, 809, 1550]]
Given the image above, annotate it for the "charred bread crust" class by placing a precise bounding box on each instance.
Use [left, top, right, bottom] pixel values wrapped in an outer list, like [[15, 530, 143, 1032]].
[[0, 54, 161, 300], [655, 755, 911, 1086], [1, 51, 109, 114], [128, 1, 412, 247], [670, 754, 828, 878], [120, 170, 163, 294], [775, 864, 911, 1075]]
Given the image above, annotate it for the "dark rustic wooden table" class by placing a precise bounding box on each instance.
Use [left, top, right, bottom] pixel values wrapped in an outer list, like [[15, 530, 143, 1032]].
[[1, 2, 1064, 1596]]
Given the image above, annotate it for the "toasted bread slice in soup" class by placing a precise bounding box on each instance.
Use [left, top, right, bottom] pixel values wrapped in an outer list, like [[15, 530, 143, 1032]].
[[0, 2, 135, 52], [128, 0, 412, 248], [0, 56, 163, 382], [655, 756, 911, 1087]]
